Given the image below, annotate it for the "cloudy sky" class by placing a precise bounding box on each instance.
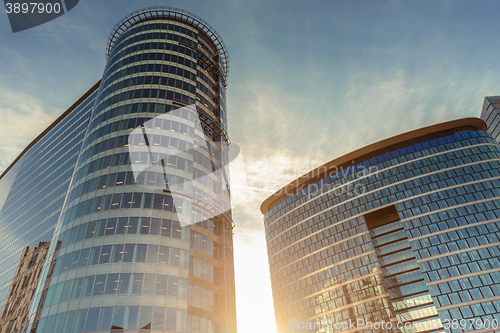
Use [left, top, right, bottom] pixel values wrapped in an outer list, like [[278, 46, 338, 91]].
[[1, 1, 500, 332]]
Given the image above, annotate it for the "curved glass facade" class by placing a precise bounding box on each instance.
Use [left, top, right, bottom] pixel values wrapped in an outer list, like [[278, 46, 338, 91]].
[[262, 119, 500, 333], [0, 7, 235, 333]]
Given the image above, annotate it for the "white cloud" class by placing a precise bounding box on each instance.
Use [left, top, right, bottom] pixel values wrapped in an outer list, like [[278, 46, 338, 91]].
[[0, 84, 55, 173]]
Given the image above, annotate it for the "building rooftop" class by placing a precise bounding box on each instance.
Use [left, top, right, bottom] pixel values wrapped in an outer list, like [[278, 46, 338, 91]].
[[260, 117, 487, 215]]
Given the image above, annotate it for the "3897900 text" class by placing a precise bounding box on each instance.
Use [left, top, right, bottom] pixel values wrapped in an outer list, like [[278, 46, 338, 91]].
[[5, 2, 61, 14]]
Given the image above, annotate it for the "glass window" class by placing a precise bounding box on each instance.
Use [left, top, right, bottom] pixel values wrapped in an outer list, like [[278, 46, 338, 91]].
[[99, 245, 111, 264], [78, 248, 90, 268], [95, 219, 106, 237], [147, 245, 158, 263], [135, 244, 147, 262], [84, 308, 100, 332], [105, 218, 117, 235], [41, 315, 54, 333], [92, 274, 106, 296], [168, 276, 178, 297], [138, 306, 152, 330], [118, 273, 131, 294], [170, 247, 180, 266], [143, 274, 156, 295], [69, 250, 80, 270], [61, 311, 76, 333], [52, 313, 65, 333], [73, 308, 88, 333], [165, 308, 176, 331], [70, 277, 83, 299], [60, 280, 73, 302], [132, 273, 144, 294], [112, 306, 126, 329], [176, 309, 187, 332], [116, 217, 128, 234], [98, 306, 113, 331], [156, 275, 167, 295], [105, 273, 119, 295], [123, 244, 135, 262], [141, 217, 150, 234], [111, 244, 124, 263], [81, 276, 94, 297], [126, 306, 140, 329], [152, 307, 165, 330], [159, 246, 169, 264], [51, 283, 63, 305], [128, 217, 139, 233]]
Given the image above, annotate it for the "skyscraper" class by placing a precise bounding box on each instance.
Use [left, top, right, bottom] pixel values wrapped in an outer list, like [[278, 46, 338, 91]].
[[261, 118, 500, 333], [481, 96, 500, 142], [0, 7, 236, 333]]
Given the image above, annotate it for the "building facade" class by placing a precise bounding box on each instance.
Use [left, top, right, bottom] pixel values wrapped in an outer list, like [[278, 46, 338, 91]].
[[480, 96, 500, 143], [0, 7, 236, 333], [261, 118, 500, 333]]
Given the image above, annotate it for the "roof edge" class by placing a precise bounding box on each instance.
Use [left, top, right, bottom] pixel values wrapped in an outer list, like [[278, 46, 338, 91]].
[[260, 117, 487, 215], [0, 81, 101, 181]]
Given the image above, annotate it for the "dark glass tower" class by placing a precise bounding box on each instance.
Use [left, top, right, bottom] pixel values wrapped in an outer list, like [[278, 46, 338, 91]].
[[0, 7, 236, 333], [262, 118, 500, 333]]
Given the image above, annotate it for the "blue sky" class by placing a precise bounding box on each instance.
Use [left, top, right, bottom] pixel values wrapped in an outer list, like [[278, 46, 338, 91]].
[[1, 1, 500, 332]]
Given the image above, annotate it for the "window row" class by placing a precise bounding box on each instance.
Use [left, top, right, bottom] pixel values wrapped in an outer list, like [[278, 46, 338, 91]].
[[101, 68, 196, 111], [70, 164, 216, 205], [44, 272, 188, 308], [266, 130, 493, 220], [432, 272, 500, 307], [430, 258, 500, 280], [59, 217, 185, 249], [400, 176, 500, 219], [53, 244, 189, 276], [406, 190, 500, 229], [268, 161, 500, 256], [269, 215, 367, 271], [266, 142, 500, 247], [75, 150, 179, 186], [79, 124, 215, 171], [87, 99, 199, 138], [96, 86, 198, 121], [111, 21, 197, 63], [268, 143, 499, 240], [35, 306, 187, 333], [107, 48, 197, 84], [302, 297, 395, 329], [105, 72, 197, 106], [440, 302, 500, 333], [273, 252, 379, 306], [413, 220, 500, 260], [63, 192, 184, 225], [273, 233, 368, 283], [108, 32, 197, 80], [286, 274, 387, 321]]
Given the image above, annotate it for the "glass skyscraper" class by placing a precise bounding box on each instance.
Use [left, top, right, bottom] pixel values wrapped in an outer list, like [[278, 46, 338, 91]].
[[261, 118, 500, 333], [481, 96, 500, 143], [0, 7, 236, 333]]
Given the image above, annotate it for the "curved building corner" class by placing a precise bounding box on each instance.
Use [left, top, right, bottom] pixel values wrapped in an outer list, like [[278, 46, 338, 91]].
[[262, 117, 500, 333]]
